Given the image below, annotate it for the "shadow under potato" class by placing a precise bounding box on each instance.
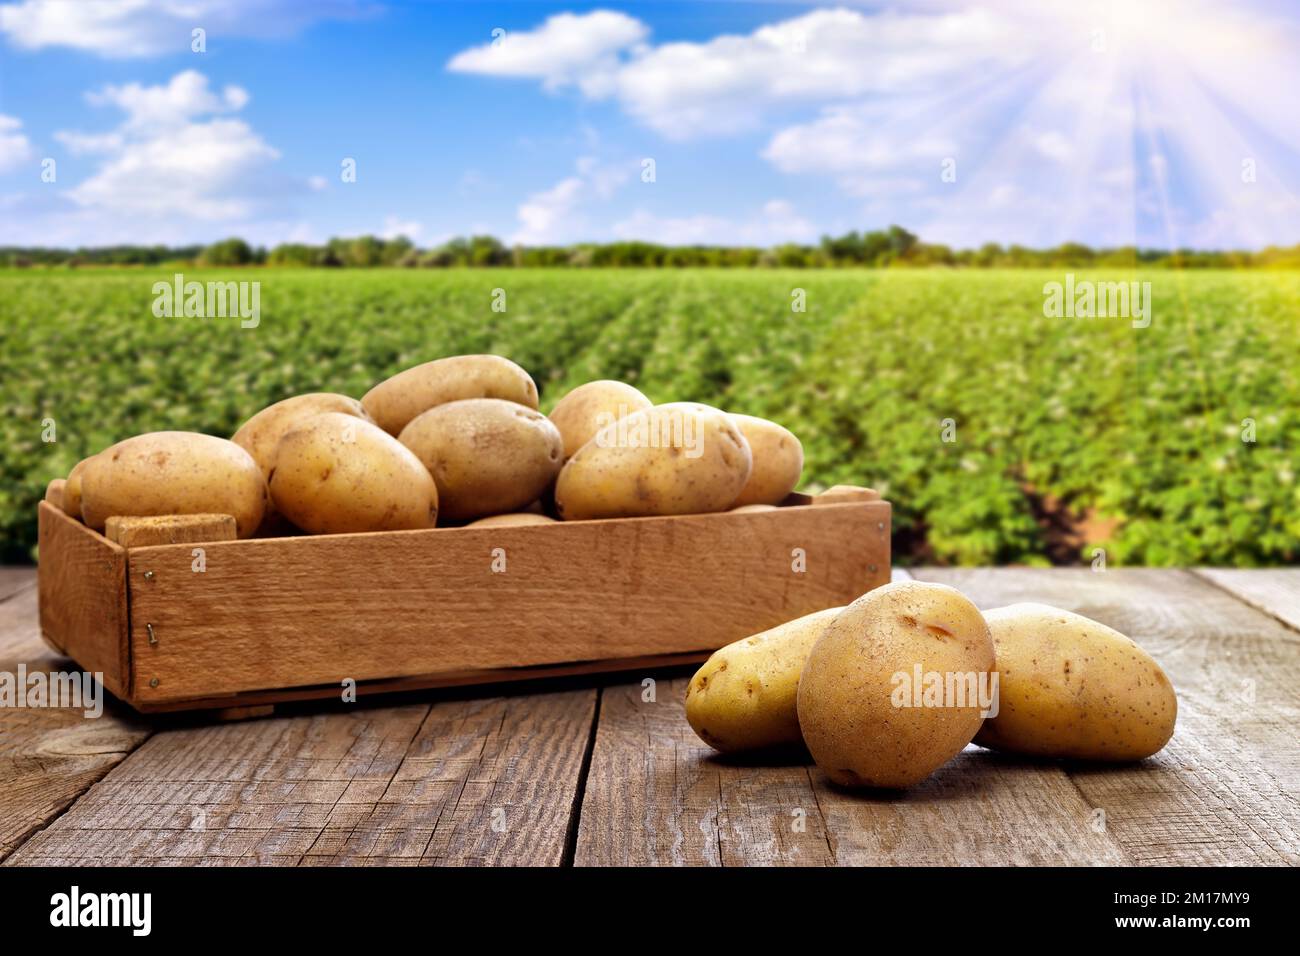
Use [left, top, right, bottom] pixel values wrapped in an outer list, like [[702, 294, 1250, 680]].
[[774, 744, 1162, 801], [702, 742, 812, 768]]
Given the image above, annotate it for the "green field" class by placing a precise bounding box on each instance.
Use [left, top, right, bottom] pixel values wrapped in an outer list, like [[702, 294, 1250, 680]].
[[2, 268, 1297, 565]]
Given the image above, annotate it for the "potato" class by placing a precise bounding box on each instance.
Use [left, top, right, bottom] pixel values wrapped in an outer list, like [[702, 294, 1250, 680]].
[[80, 432, 267, 538], [686, 606, 844, 753], [270, 413, 437, 534], [62, 456, 94, 519], [465, 513, 556, 528], [363, 354, 539, 436], [398, 398, 562, 521], [554, 403, 752, 520], [44, 478, 66, 511], [974, 603, 1177, 761], [549, 380, 652, 460], [729, 414, 803, 506], [797, 581, 996, 788], [232, 392, 371, 480]]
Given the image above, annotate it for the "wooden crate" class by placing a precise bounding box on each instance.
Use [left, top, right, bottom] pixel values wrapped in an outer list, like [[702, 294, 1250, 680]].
[[36, 486, 890, 716]]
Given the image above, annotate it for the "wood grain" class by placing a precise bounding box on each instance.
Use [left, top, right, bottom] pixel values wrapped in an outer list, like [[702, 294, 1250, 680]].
[[913, 567, 1300, 865], [7, 688, 596, 866], [36, 502, 130, 696], [1194, 568, 1300, 633], [576, 678, 1126, 865], [0, 581, 151, 862], [105, 513, 236, 549], [124, 501, 890, 704], [0, 568, 35, 604], [576, 676, 837, 866], [0, 567, 36, 604]]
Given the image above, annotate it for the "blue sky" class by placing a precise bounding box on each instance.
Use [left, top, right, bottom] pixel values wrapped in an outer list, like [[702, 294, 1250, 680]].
[[1, 0, 1298, 249]]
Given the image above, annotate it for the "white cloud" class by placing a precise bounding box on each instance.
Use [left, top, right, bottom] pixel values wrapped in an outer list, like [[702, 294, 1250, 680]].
[[449, 7, 1023, 139], [0, 0, 376, 58], [447, 10, 647, 98], [87, 70, 249, 130], [763, 103, 956, 197], [54, 71, 285, 223], [514, 175, 585, 245], [511, 156, 631, 245], [23, 70, 280, 234], [613, 199, 815, 246], [574, 155, 625, 199], [1181, 193, 1300, 249], [0, 114, 36, 172], [621, 8, 1024, 139], [307, 175, 327, 191], [450, 2, 1300, 248], [52, 129, 123, 154], [379, 215, 421, 241], [68, 118, 279, 218]]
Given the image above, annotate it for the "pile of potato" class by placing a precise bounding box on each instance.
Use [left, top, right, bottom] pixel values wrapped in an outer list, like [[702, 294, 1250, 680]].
[[48, 354, 806, 536], [686, 581, 1178, 788]]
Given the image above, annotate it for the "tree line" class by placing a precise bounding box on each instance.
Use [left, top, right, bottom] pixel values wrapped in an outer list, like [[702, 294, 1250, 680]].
[[6, 226, 1300, 269]]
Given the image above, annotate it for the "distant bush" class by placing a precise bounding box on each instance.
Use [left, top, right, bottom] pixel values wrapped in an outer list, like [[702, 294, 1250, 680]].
[[5, 227, 1300, 270], [197, 238, 256, 267]]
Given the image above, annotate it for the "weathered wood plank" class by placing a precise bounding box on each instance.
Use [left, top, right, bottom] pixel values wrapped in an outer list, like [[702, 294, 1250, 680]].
[[576, 675, 837, 866], [809, 746, 1128, 865], [1194, 568, 1300, 634], [37, 502, 130, 697], [7, 688, 596, 866], [0, 586, 152, 862], [0, 567, 36, 604], [578, 671, 1127, 865], [913, 567, 1300, 866]]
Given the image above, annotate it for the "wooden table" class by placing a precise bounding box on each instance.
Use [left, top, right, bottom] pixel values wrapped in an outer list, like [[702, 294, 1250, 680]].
[[1, 567, 1296, 866]]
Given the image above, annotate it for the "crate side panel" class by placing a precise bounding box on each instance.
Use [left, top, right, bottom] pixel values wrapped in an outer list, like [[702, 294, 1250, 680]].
[[127, 502, 890, 703], [36, 502, 131, 698]]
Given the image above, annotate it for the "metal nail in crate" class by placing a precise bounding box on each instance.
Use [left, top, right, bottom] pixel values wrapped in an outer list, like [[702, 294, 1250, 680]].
[[37, 485, 890, 717]]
